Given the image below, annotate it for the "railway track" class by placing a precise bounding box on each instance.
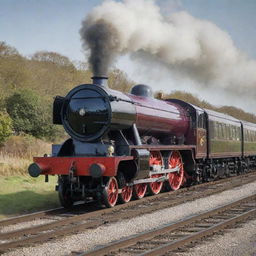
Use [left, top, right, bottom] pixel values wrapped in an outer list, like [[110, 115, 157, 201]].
[[1, 171, 255, 228], [0, 207, 65, 227], [79, 194, 256, 256], [0, 171, 255, 254], [0, 200, 101, 228]]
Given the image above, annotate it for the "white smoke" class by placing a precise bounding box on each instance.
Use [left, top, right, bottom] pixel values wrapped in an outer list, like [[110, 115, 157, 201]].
[[81, 0, 256, 109]]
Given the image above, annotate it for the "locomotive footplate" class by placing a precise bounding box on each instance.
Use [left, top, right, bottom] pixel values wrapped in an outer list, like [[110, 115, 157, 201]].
[[130, 145, 196, 151], [29, 156, 134, 177]]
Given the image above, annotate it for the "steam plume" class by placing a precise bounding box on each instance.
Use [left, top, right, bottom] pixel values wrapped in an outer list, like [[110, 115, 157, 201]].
[[80, 0, 256, 99], [80, 20, 119, 76]]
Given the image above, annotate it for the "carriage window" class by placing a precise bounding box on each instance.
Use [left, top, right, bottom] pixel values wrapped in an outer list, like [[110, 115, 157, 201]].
[[232, 126, 236, 140], [216, 122, 220, 139], [234, 127, 237, 140], [219, 123, 223, 139], [236, 127, 241, 140], [226, 124, 231, 140], [235, 127, 239, 140], [245, 129, 249, 142], [247, 130, 250, 141], [218, 123, 222, 139], [209, 121, 215, 139], [245, 129, 248, 142], [221, 124, 225, 139], [223, 124, 227, 139], [219, 123, 224, 139], [213, 122, 217, 139], [226, 125, 229, 140]]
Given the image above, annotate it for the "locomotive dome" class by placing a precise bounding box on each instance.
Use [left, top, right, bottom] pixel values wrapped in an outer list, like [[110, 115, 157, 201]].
[[131, 84, 153, 97], [62, 84, 111, 142]]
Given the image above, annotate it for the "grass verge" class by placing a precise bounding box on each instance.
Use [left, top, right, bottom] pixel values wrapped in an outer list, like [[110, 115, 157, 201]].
[[0, 135, 51, 176], [0, 135, 60, 219], [0, 153, 31, 176], [0, 175, 59, 219]]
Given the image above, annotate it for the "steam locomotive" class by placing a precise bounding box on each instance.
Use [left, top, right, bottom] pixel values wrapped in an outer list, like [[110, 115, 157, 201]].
[[28, 77, 256, 208]]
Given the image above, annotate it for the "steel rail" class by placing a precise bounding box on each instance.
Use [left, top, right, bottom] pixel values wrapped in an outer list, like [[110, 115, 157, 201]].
[[0, 201, 97, 228], [0, 207, 65, 227], [0, 172, 255, 253], [1, 171, 255, 228], [81, 194, 256, 256], [141, 209, 256, 256], [0, 172, 253, 240]]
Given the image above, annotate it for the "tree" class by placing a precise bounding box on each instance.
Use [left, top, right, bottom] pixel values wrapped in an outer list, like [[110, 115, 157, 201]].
[[0, 42, 32, 92], [0, 111, 12, 145], [162, 90, 256, 123], [0, 41, 19, 57], [108, 69, 134, 92], [5, 89, 54, 139], [32, 51, 74, 68]]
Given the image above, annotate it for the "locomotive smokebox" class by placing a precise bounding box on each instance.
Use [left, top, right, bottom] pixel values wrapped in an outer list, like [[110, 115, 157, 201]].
[[92, 76, 108, 87]]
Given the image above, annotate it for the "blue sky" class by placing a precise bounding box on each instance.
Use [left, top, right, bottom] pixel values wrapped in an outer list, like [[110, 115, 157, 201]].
[[1, 0, 256, 61], [0, 0, 101, 60]]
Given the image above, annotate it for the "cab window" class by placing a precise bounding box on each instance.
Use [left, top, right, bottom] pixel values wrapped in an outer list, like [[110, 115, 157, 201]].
[[198, 113, 206, 129]]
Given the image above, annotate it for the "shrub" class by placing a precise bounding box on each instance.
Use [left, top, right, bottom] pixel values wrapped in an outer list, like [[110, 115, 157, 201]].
[[0, 112, 12, 145], [5, 89, 54, 139]]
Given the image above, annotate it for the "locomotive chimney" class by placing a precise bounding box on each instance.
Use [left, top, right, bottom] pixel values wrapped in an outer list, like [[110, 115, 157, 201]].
[[92, 76, 108, 87]]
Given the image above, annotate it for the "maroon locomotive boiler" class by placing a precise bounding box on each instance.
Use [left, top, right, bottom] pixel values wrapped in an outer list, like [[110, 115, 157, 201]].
[[28, 76, 256, 208]]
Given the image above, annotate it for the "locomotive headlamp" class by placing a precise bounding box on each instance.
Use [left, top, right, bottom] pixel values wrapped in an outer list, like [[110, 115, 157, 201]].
[[79, 108, 86, 116], [107, 145, 115, 156]]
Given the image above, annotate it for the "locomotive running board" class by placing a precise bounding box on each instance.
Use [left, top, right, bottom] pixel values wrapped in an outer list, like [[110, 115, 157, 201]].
[[130, 145, 196, 151], [29, 156, 134, 177]]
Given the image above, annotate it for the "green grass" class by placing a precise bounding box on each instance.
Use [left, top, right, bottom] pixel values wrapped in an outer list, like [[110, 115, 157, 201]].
[[0, 175, 59, 219]]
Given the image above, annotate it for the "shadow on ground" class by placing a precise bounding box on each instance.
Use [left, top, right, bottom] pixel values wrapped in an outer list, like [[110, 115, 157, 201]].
[[0, 190, 59, 216]]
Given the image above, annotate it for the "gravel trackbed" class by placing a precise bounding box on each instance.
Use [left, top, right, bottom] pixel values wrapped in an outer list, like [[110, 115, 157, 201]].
[[4, 181, 256, 256]]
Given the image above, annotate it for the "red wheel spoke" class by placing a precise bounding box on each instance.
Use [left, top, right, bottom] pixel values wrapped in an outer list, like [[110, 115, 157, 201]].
[[133, 183, 147, 199], [148, 151, 163, 195], [120, 185, 132, 203], [103, 177, 118, 207], [167, 151, 184, 191]]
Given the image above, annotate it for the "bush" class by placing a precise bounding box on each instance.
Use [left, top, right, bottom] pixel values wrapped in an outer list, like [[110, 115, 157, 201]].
[[0, 112, 12, 145], [5, 89, 55, 139]]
